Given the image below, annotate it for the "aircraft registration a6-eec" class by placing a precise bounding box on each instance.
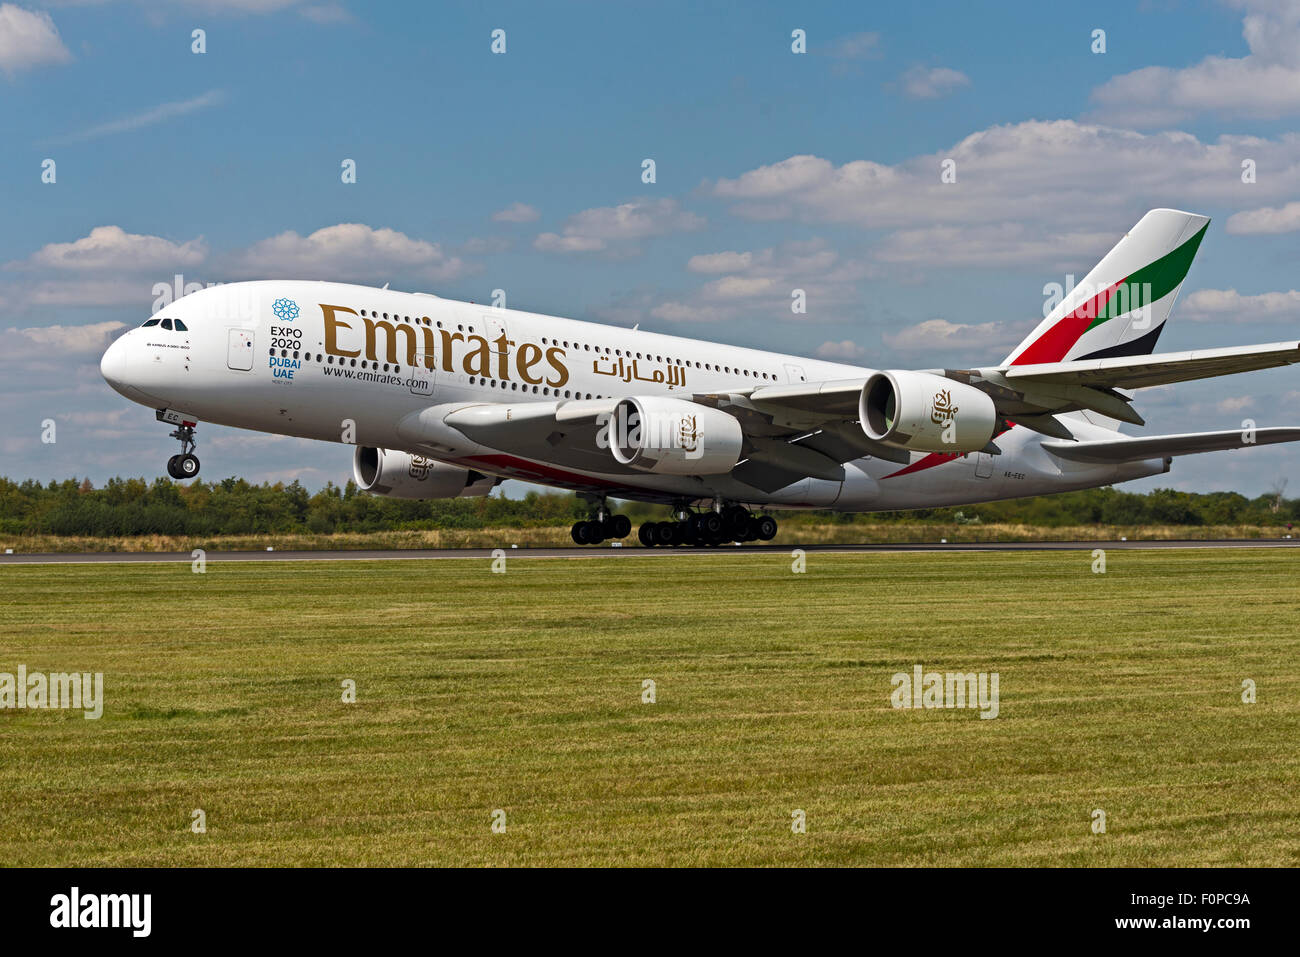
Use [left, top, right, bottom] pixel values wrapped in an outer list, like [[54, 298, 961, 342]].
[[101, 209, 1300, 547]]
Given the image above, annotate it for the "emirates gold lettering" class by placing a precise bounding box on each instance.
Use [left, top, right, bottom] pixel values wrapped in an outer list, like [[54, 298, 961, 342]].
[[318, 304, 570, 385]]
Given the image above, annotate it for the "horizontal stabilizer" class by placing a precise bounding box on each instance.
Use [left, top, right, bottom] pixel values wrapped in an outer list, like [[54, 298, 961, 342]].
[[1042, 427, 1300, 463]]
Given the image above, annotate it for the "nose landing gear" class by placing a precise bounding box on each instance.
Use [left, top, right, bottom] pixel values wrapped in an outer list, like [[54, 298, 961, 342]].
[[165, 423, 200, 480]]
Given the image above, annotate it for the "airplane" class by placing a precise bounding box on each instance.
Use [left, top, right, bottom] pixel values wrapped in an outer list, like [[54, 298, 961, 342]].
[[100, 208, 1300, 547]]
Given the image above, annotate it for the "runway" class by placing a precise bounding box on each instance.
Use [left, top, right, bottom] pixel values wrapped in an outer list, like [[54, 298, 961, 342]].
[[1, 538, 1297, 564]]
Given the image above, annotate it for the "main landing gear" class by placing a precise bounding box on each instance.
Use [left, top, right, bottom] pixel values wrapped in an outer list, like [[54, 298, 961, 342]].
[[637, 503, 777, 548], [570, 498, 632, 545], [165, 423, 200, 480]]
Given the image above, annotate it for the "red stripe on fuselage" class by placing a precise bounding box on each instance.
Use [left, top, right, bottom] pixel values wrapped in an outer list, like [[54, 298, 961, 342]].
[[881, 424, 1015, 480], [462, 453, 628, 491], [882, 450, 964, 479]]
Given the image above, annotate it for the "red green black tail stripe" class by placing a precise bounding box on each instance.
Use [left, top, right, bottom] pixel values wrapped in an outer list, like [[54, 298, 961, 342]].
[[1010, 222, 1207, 366]]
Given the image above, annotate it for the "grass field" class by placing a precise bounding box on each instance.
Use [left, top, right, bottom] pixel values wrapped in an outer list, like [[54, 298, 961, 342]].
[[4, 522, 1297, 553], [2, 549, 1298, 866]]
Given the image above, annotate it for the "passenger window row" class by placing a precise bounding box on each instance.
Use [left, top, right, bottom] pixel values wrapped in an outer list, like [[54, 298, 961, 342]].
[[351, 307, 778, 380], [358, 308, 470, 335], [269, 348, 399, 374], [539, 335, 775, 380], [468, 376, 601, 400]]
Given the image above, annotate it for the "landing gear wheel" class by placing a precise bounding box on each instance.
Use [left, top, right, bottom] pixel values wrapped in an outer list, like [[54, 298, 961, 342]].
[[638, 522, 656, 547], [653, 521, 678, 547], [699, 512, 724, 539], [164, 420, 200, 480], [756, 515, 778, 541], [675, 520, 698, 547], [722, 505, 749, 539], [574, 495, 630, 545]]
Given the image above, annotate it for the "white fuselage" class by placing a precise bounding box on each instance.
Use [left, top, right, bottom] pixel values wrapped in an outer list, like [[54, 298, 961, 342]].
[[99, 281, 1167, 508]]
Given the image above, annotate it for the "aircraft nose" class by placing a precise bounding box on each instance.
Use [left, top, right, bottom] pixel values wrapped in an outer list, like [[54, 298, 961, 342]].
[[100, 336, 131, 395]]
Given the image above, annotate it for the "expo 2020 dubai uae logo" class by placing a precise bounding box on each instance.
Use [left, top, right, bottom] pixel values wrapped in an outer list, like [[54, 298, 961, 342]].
[[272, 298, 300, 322]]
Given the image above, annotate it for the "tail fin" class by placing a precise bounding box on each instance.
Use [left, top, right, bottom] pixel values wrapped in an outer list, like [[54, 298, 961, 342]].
[[1003, 209, 1210, 367]]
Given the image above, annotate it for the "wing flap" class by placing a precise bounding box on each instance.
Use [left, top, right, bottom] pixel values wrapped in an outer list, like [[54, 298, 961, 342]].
[[747, 378, 865, 415]]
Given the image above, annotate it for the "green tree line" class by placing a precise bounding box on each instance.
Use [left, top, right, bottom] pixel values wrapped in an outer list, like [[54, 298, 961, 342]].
[[0, 476, 1295, 537]]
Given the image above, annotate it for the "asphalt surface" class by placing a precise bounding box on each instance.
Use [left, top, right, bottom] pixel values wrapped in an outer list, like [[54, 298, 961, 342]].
[[1, 539, 1297, 564]]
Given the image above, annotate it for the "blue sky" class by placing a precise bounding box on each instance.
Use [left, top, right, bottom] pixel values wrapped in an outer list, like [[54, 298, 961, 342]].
[[3, 0, 1300, 498]]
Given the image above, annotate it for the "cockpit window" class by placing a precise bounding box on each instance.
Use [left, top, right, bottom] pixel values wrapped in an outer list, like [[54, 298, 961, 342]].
[[141, 318, 160, 327], [161, 318, 173, 330], [173, 318, 188, 331]]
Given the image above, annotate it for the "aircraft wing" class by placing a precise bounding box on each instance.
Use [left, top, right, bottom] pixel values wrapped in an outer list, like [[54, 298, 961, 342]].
[[392, 342, 1300, 494], [1042, 427, 1300, 463], [392, 388, 899, 495], [689, 380, 912, 492], [397, 398, 636, 475], [993, 340, 1300, 391], [921, 340, 1300, 428], [697, 333, 1300, 448]]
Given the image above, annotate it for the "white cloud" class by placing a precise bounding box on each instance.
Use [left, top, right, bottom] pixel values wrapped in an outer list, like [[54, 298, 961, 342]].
[[648, 301, 734, 323], [874, 224, 1114, 269], [154, 0, 317, 13], [1180, 288, 1300, 323], [14, 225, 207, 272], [297, 3, 351, 23], [18, 277, 155, 308], [1226, 201, 1300, 235], [900, 65, 970, 99], [1217, 395, 1254, 414], [687, 251, 753, 273], [824, 32, 881, 60], [1, 227, 205, 314], [708, 121, 1300, 266], [534, 198, 705, 254], [533, 232, 606, 254], [45, 1, 350, 16], [459, 236, 513, 255], [0, 320, 125, 359], [815, 340, 865, 360], [652, 239, 878, 324], [58, 408, 133, 428], [882, 318, 1022, 355], [0, 4, 70, 77], [50, 90, 226, 143], [492, 202, 540, 223], [700, 276, 778, 300], [225, 223, 468, 281], [1089, 0, 1300, 126]]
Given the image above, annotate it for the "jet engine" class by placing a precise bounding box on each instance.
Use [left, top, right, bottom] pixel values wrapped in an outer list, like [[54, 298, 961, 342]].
[[860, 370, 997, 453], [605, 396, 743, 475], [353, 446, 496, 499]]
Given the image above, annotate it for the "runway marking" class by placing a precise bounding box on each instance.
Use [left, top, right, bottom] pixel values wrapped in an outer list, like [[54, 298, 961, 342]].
[[1, 540, 1297, 565]]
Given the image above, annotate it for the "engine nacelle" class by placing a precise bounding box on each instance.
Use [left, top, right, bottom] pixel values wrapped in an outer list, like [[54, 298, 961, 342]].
[[605, 396, 743, 475], [353, 446, 496, 499], [860, 370, 997, 453]]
